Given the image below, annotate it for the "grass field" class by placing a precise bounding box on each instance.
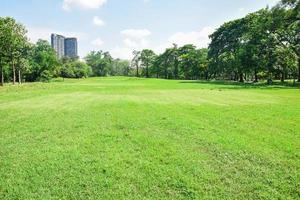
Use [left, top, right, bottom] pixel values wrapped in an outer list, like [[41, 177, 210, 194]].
[[0, 77, 299, 199]]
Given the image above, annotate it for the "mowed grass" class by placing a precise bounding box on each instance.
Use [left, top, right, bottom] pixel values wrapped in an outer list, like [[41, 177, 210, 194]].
[[0, 77, 299, 199]]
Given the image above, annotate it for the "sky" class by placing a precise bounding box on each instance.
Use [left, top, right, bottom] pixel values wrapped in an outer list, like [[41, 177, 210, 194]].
[[1, 0, 279, 60]]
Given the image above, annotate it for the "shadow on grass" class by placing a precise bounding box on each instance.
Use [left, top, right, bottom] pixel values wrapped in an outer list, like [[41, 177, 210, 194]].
[[179, 80, 300, 90]]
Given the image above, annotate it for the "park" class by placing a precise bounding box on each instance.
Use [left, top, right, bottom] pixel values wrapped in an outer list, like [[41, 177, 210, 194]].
[[0, 0, 300, 199], [0, 77, 299, 199]]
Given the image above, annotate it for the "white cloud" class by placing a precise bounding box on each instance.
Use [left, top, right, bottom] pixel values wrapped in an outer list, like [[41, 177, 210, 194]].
[[62, 0, 107, 11], [111, 27, 215, 60], [153, 27, 215, 54], [26, 26, 87, 43], [93, 16, 105, 27], [110, 29, 151, 59], [91, 38, 104, 46], [111, 46, 133, 60], [238, 7, 245, 12], [167, 27, 215, 48], [123, 38, 149, 49], [121, 29, 151, 39]]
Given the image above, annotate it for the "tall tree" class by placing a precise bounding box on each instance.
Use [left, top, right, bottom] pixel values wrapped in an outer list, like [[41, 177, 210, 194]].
[[111, 59, 130, 76], [3, 18, 28, 84], [272, 1, 300, 81], [85, 51, 113, 76], [132, 50, 141, 77], [26, 40, 59, 82], [140, 49, 156, 78], [0, 17, 7, 86], [178, 44, 202, 80]]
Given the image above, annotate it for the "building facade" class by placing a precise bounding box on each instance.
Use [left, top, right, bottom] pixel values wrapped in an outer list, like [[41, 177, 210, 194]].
[[51, 34, 78, 59], [51, 34, 65, 58], [64, 38, 78, 58]]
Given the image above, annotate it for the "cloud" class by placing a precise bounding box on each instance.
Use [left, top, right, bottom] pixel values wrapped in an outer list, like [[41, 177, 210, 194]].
[[238, 7, 245, 12], [167, 27, 215, 48], [110, 47, 133, 60], [110, 29, 151, 59], [62, 0, 107, 11], [154, 27, 215, 54], [121, 29, 151, 39], [93, 16, 105, 27], [91, 38, 104, 46], [26, 27, 87, 43], [123, 38, 149, 49], [111, 27, 215, 60]]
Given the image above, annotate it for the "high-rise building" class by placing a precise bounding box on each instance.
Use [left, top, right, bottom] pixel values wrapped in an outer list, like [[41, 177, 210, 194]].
[[51, 34, 78, 59], [64, 38, 78, 58], [51, 34, 65, 58]]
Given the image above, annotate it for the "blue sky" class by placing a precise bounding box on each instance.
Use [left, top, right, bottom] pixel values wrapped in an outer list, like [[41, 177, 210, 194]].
[[1, 0, 279, 59]]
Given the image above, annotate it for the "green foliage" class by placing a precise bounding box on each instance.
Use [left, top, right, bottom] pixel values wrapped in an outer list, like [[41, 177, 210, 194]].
[[111, 59, 130, 76], [0, 17, 29, 84], [208, 5, 300, 82], [140, 49, 156, 78], [85, 51, 113, 76], [60, 60, 92, 79], [146, 45, 208, 80], [25, 40, 59, 82], [39, 70, 52, 82]]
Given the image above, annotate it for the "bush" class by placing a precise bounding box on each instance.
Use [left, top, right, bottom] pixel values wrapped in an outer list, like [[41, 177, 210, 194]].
[[60, 60, 92, 79], [39, 70, 52, 82]]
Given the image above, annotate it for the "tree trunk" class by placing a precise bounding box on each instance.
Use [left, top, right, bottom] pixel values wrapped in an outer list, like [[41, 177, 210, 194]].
[[164, 65, 167, 79], [239, 73, 244, 83], [18, 68, 21, 84], [0, 66, 3, 86], [298, 58, 300, 82], [146, 64, 149, 78], [12, 60, 16, 85], [234, 72, 238, 81], [254, 69, 258, 83], [174, 60, 179, 80], [281, 71, 285, 83], [136, 66, 139, 77]]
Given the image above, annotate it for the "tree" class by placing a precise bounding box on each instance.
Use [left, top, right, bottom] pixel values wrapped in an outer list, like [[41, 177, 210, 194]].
[[17, 43, 31, 84], [178, 44, 202, 80], [161, 44, 180, 79], [26, 40, 59, 82], [60, 60, 92, 79], [271, 1, 300, 81], [0, 17, 8, 86], [198, 48, 209, 80], [111, 59, 130, 76], [170, 44, 180, 79], [8, 18, 28, 84], [132, 50, 141, 77], [0, 17, 28, 85], [155, 47, 179, 79], [209, 17, 250, 82], [140, 49, 156, 78], [85, 51, 113, 76]]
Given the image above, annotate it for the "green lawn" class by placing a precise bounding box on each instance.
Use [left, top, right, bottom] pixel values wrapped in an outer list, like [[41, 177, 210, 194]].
[[0, 77, 299, 199]]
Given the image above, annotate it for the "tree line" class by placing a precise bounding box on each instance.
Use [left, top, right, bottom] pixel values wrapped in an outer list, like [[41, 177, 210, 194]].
[[0, 0, 299, 85], [0, 17, 131, 86], [133, 0, 299, 83]]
